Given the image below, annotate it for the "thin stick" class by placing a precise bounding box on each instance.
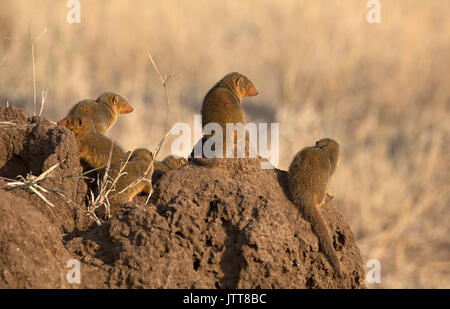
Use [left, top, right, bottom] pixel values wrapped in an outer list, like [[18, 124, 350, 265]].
[[148, 53, 172, 151], [4, 28, 47, 116], [32, 29, 47, 116], [146, 52, 176, 205], [0, 55, 6, 67], [31, 43, 36, 115], [39, 89, 48, 116]]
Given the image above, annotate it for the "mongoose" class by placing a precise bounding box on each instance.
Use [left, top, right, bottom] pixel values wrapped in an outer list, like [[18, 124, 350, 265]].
[[153, 155, 187, 173], [57, 115, 127, 172], [153, 161, 171, 173], [191, 72, 258, 165], [161, 155, 188, 170], [97, 148, 154, 217], [154, 155, 187, 173], [152, 155, 188, 183], [288, 138, 343, 276], [60, 92, 133, 135]]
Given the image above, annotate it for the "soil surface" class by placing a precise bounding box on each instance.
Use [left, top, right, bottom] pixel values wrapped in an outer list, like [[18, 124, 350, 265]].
[[0, 107, 366, 288]]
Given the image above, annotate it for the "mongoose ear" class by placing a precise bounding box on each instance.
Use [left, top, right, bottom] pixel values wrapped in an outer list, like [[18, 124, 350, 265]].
[[78, 117, 83, 127], [113, 95, 120, 106], [236, 77, 244, 89], [149, 151, 154, 161]]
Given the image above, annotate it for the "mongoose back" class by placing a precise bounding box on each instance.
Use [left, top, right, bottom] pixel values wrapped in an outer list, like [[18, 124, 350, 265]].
[[288, 138, 342, 276], [152, 155, 188, 182], [192, 72, 258, 165], [98, 148, 154, 217], [153, 161, 170, 173], [162, 155, 188, 170], [61, 92, 133, 135], [57, 115, 127, 171]]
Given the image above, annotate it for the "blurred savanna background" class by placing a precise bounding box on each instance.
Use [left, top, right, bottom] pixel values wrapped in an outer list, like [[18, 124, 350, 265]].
[[0, 0, 449, 288]]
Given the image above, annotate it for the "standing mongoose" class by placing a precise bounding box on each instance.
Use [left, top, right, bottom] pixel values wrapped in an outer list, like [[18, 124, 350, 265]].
[[97, 148, 154, 217], [60, 92, 133, 135], [57, 115, 127, 172], [191, 72, 258, 165], [288, 138, 343, 276]]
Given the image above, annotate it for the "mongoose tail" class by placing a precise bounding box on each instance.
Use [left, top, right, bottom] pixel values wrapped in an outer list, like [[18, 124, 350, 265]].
[[302, 196, 343, 276]]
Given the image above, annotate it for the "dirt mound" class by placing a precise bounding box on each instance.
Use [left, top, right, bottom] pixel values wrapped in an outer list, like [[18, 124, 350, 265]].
[[0, 190, 72, 288], [0, 107, 91, 234], [0, 107, 366, 288], [68, 158, 366, 288]]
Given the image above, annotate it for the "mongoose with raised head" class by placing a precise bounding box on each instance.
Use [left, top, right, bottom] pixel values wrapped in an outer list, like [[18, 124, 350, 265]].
[[191, 72, 258, 165], [60, 92, 133, 135], [288, 138, 343, 276], [98, 148, 154, 217], [57, 115, 127, 171]]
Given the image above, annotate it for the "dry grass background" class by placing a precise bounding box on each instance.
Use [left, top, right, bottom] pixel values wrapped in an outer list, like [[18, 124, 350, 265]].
[[0, 0, 449, 288]]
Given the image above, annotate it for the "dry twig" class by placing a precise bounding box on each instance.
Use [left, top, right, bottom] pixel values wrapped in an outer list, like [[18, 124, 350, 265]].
[[5, 28, 47, 116]]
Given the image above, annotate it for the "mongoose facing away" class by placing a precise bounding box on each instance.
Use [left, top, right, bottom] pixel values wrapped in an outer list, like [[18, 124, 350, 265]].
[[57, 115, 127, 172], [192, 72, 258, 165], [288, 138, 342, 276], [60, 92, 133, 135], [98, 148, 154, 217]]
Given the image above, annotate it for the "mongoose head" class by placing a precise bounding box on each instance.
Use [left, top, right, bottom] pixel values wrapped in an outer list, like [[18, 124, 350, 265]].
[[316, 138, 340, 175], [57, 115, 96, 136], [129, 148, 154, 163], [220, 72, 259, 99], [162, 155, 188, 170], [97, 92, 134, 114]]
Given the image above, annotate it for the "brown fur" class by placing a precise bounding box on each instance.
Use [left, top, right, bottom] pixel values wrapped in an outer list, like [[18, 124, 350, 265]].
[[153, 161, 171, 173], [288, 138, 342, 276], [162, 155, 188, 170], [58, 92, 133, 135], [191, 72, 258, 166], [57, 115, 127, 172], [98, 148, 154, 218], [153, 155, 188, 177]]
